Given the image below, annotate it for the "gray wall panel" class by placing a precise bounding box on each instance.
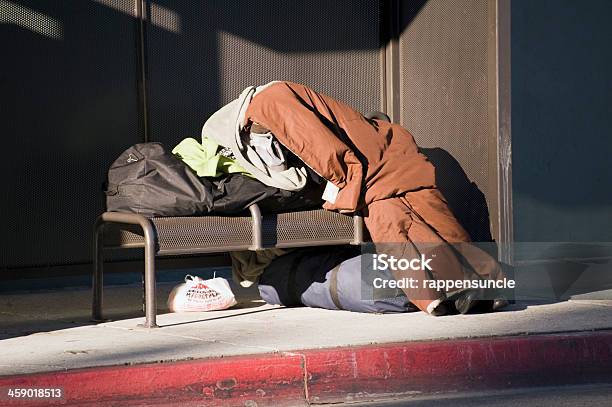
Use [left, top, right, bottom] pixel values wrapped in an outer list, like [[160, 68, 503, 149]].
[[398, 0, 498, 242], [511, 0, 612, 244], [0, 0, 140, 268]]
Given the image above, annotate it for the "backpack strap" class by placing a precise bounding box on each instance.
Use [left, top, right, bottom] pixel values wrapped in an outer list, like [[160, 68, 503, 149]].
[[329, 264, 344, 310]]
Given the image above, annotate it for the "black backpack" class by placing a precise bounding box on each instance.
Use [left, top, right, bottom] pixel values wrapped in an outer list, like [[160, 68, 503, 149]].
[[105, 143, 214, 217]]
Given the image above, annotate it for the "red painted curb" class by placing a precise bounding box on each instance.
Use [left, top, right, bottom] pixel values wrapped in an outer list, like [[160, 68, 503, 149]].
[[1, 331, 611, 406], [304, 331, 612, 404]]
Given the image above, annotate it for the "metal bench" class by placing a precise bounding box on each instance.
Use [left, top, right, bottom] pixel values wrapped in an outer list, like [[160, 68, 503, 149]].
[[92, 205, 363, 327]]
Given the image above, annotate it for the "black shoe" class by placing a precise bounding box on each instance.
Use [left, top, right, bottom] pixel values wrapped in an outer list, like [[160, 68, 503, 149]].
[[430, 301, 450, 316], [457, 297, 509, 314], [454, 290, 479, 314], [492, 297, 509, 311]]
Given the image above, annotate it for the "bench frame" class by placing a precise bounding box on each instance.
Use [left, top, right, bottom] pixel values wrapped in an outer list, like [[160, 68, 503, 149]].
[[92, 205, 363, 328]]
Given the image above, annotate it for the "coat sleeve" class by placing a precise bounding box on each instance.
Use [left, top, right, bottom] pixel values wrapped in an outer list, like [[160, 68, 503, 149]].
[[244, 82, 363, 212]]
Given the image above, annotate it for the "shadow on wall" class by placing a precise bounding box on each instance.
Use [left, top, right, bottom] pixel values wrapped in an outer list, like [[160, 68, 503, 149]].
[[144, 0, 386, 148], [420, 148, 494, 243]]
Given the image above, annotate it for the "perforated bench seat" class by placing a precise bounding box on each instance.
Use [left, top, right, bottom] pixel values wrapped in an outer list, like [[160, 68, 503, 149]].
[[92, 205, 364, 327]]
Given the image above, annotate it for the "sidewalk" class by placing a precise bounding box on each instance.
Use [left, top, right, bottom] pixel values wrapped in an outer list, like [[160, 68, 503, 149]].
[[1, 274, 612, 405]]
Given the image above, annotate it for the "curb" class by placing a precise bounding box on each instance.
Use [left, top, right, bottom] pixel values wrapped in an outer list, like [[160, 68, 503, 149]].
[[1, 330, 612, 406]]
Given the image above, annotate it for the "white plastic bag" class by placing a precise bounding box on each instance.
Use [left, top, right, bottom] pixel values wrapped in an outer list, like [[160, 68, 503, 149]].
[[167, 274, 237, 312]]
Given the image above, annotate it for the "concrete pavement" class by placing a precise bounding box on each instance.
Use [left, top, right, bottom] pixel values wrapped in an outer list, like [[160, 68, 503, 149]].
[[1, 272, 612, 405], [1, 276, 612, 375]]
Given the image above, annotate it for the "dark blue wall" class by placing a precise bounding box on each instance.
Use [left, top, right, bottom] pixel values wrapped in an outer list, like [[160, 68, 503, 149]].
[[512, 0, 612, 243]]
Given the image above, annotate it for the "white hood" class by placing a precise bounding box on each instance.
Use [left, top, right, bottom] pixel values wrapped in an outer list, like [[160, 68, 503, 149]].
[[201, 84, 307, 191]]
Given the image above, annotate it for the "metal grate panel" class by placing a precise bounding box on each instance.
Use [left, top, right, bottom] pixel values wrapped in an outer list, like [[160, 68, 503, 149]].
[[154, 216, 253, 253], [103, 215, 253, 254], [262, 210, 355, 247], [103, 224, 145, 248], [145, 0, 382, 148], [103, 209, 356, 254], [0, 0, 140, 268], [398, 0, 497, 242]]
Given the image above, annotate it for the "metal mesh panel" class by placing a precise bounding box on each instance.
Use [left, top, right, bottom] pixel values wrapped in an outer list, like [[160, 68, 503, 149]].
[[104, 209, 354, 254], [103, 224, 146, 248], [154, 216, 253, 253], [145, 0, 382, 148], [262, 210, 355, 246], [103, 210, 355, 254], [0, 0, 140, 268], [399, 0, 497, 241], [102, 215, 253, 253]]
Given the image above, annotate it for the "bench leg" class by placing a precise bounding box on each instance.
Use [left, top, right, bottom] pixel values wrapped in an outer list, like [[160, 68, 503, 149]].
[[93, 212, 158, 328], [142, 227, 158, 328], [92, 218, 105, 322]]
